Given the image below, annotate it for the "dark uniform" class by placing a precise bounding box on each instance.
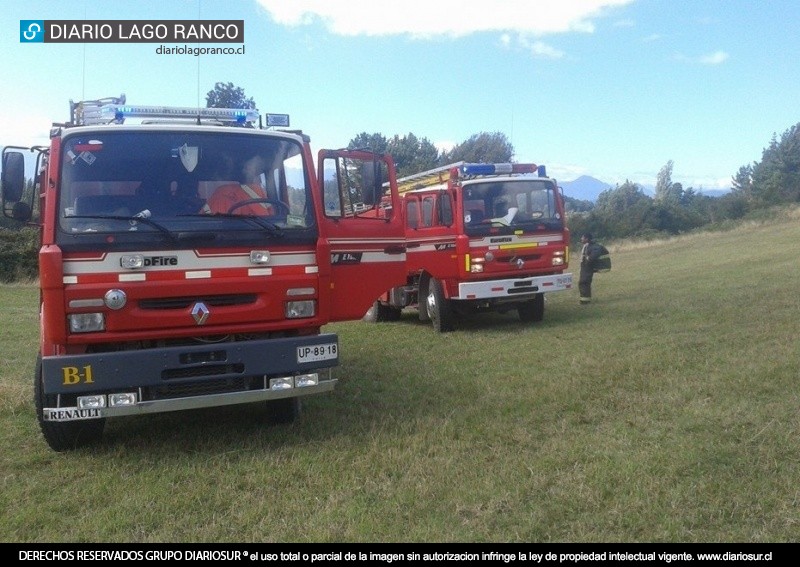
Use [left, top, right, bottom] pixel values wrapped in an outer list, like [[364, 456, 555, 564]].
[[579, 233, 603, 304]]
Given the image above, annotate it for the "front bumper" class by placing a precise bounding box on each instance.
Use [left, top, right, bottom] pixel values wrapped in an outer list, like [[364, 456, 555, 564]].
[[41, 333, 339, 421], [456, 273, 573, 300]]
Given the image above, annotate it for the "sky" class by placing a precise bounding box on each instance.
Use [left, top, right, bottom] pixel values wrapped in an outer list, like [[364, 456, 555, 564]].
[[2, 0, 799, 190]]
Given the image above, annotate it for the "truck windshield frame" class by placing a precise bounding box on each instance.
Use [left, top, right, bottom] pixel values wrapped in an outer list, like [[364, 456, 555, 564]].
[[461, 178, 563, 235], [56, 129, 316, 251]]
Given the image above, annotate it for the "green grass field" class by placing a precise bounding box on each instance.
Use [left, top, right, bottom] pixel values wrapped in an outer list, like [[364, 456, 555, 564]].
[[1, 210, 799, 542]]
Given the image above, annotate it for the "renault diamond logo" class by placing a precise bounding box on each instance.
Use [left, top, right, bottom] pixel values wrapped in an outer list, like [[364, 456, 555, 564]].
[[191, 302, 210, 325], [516, 258, 525, 269]]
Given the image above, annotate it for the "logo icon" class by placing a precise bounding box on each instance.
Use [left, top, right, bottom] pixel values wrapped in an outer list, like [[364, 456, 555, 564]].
[[20, 20, 44, 43], [191, 302, 210, 325]]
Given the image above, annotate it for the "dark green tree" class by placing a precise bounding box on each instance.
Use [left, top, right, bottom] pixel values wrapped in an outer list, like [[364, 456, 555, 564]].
[[731, 164, 755, 201], [387, 133, 440, 177], [206, 82, 256, 109], [443, 132, 514, 163], [749, 124, 800, 205], [348, 132, 389, 154]]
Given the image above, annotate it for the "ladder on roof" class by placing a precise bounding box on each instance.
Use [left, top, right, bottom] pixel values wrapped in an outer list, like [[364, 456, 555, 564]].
[[396, 162, 464, 194]]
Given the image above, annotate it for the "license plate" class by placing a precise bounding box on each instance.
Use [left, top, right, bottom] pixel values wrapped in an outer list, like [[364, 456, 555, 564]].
[[297, 343, 338, 363]]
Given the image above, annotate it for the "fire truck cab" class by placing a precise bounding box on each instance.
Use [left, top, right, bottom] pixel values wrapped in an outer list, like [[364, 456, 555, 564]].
[[1, 95, 406, 451], [364, 162, 572, 332]]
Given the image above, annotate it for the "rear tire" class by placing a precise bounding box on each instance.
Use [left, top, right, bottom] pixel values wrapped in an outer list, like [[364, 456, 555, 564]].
[[426, 279, 454, 333], [266, 397, 301, 425], [518, 294, 545, 323], [35, 354, 105, 452]]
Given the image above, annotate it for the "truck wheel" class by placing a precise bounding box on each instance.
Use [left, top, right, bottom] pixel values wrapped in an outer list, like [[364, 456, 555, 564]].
[[518, 294, 545, 323], [363, 301, 402, 322], [418, 276, 430, 321], [427, 279, 454, 333], [266, 397, 301, 425], [363, 301, 380, 322], [34, 354, 105, 452]]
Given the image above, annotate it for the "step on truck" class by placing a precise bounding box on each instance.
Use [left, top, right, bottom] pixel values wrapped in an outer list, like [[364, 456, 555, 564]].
[[1, 95, 406, 451], [364, 162, 572, 332]]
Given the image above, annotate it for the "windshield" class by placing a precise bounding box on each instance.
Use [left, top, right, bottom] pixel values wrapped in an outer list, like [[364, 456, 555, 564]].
[[461, 178, 563, 235], [57, 130, 314, 250]]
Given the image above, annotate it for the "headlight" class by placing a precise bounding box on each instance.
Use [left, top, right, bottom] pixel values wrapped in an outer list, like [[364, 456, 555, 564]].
[[68, 313, 105, 333], [78, 395, 106, 409], [285, 300, 315, 319], [120, 254, 144, 269], [109, 393, 137, 407], [269, 377, 294, 390]]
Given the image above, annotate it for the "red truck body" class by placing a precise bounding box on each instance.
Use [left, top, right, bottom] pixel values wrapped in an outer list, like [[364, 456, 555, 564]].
[[364, 162, 572, 331], [1, 96, 406, 451]]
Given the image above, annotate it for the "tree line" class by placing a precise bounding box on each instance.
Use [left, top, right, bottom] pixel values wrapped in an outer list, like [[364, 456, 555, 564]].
[[1, 82, 798, 281]]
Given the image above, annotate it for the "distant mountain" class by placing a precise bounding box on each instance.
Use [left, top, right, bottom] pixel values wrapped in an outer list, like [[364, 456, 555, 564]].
[[560, 176, 612, 202], [560, 176, 730, 202]]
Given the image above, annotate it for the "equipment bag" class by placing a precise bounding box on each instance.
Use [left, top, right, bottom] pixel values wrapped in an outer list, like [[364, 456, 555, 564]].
[[593, 244, 611, 273]]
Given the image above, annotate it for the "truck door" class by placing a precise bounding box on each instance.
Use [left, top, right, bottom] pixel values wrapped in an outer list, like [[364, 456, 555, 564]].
[[317, 150, 406, 321]]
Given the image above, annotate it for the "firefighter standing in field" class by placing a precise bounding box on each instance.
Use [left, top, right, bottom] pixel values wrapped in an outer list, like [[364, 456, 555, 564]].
[[579, 232, 603, 304]]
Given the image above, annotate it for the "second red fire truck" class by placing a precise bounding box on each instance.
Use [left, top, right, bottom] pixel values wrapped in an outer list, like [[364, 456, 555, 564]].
[[364, 162, 573, 332]]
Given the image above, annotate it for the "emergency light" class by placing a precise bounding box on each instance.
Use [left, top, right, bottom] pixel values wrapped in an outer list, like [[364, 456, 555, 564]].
[[459, 163, 541, 176], [74, 101, 260, 126]]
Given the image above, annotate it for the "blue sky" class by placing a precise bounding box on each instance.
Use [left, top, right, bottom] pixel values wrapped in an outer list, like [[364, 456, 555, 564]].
[[2, 0, 799, 190]]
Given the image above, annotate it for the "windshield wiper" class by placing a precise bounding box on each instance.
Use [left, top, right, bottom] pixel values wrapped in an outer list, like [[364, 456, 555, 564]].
[[69, 212, 176, 241], [199, 213, 285, 238]]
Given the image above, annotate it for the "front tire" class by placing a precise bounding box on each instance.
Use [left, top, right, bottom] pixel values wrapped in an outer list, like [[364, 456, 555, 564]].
[[518, 294, 545, 323], [35, 354, 105, 452], [363, 300, 402, 322], [426, 279, 454, 333]]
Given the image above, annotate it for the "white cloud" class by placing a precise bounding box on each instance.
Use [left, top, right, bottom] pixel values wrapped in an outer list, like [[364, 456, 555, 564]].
[[699, 50, 729, 65], [672, 50, 730, 66], [435, 140, 456, 154], [519, 37, 565, 59], [256, 0, 635, 38]]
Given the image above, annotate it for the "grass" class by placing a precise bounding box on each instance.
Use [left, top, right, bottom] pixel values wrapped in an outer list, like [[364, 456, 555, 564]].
[[1, 211, 800, 542]]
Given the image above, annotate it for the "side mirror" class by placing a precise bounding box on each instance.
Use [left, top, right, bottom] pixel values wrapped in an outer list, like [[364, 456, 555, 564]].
[[360, 159, 382, 206], [1, 151, 25, 202], [12, 201, 32, 222]]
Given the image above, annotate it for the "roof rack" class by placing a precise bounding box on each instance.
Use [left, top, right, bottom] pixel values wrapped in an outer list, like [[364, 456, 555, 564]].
[[395, 161, 546, 193], [396, 162, 465, 194], [69, 94, 260, 127]]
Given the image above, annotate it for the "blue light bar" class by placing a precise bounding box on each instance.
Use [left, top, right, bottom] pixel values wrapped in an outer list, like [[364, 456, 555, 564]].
[[460, 163, 499, 176], [459, 163, 539, 176], [538, 165, 547, 177], [78, 103, 260, 125]]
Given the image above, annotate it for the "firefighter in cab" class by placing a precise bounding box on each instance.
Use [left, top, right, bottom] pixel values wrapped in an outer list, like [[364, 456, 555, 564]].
[[202, 154, 274, 215]]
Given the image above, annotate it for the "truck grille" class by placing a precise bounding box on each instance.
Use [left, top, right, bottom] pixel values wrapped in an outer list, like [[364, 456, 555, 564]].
[[161, 363, 245, 380], [139, 294, 257, 310], [145, 375, 263, 401]]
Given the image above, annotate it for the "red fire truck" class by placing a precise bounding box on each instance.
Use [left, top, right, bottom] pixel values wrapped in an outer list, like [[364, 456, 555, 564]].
[[1, 95, 406, 451], [364, 162, 572, 332]]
